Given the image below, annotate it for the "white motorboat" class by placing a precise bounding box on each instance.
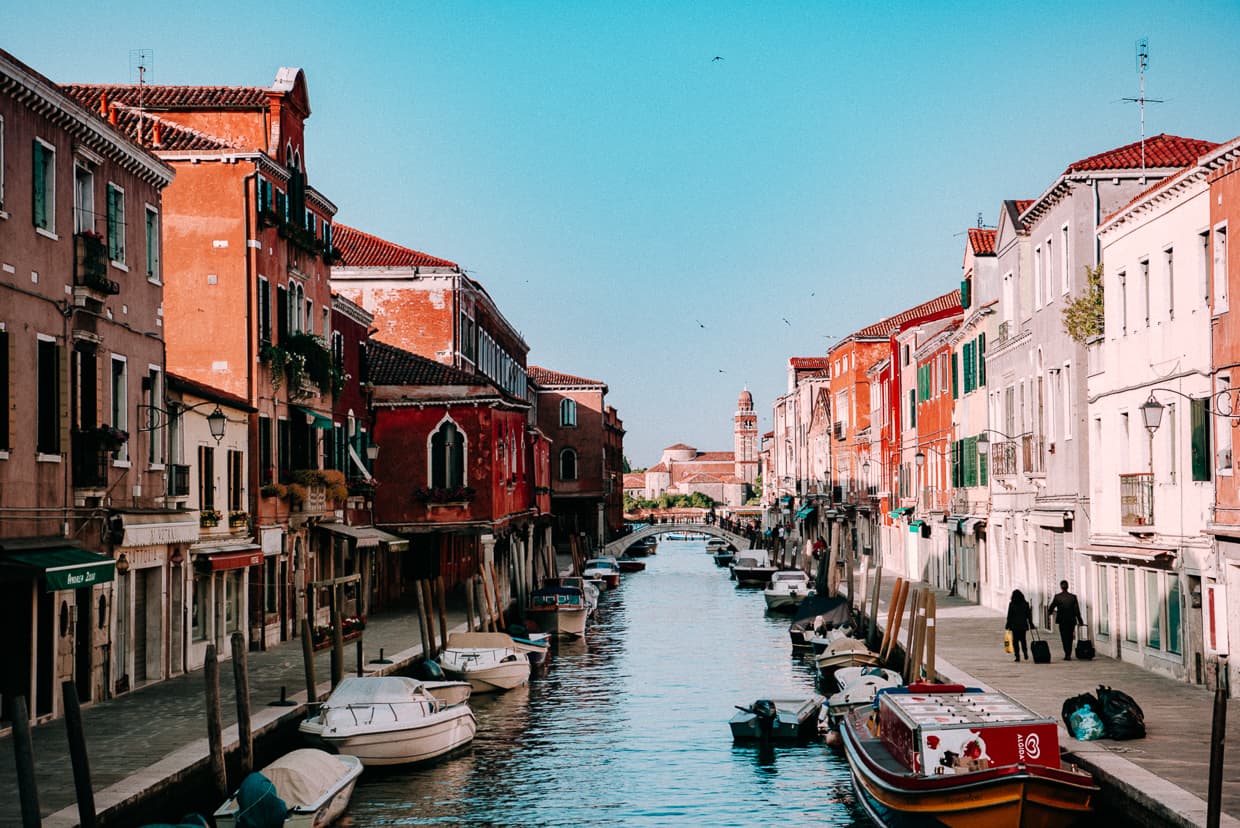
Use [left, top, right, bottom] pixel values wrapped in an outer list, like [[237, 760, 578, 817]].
[[214, 748, 362, 827], [440, 632, 532, 693], [582, 557, 621, 590], [529, 577, 597, 638], [299, 676, 476, 766], [820, 667, 903, 731], [731, 551, 779, 586], [814, 636, 884, 685], [763, 570, 814, 612]]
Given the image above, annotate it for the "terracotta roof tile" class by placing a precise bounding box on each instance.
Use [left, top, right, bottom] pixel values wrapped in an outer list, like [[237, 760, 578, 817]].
[[1014, 200, 1035, 214], [333, 224, 459, 269], [682, 473, 723, 484], [851, 289, 962, 340], [695, 451, 735, 462], [529, 366, 605, 387], [61, 83, 269, 111], [1064, 134, 1217, 174], [664, 442, 695, 451], [623, 474, 646, 487], [790, 357, 831, 370], [56, 85, 244, 152], [647, 462, 669, 473], [967, 227, 996, 256], [369, 341, 483, 387]]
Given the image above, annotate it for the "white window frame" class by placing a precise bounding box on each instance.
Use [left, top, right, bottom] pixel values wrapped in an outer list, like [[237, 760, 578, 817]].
[[1062, 361, 1072, 440], [111, 354, 129, 465], [74, 160, 94, 235], [1118, 270, 1128, 336], [1060, 223, 1070, 295], [1165, 245, 1174, 321], [1033, 246, 1042, 308], [1044, 236, 1054, 304], [1140, 257, 1151, 328], [426, 414, 468, 489], [145, 203, 160, 283], [107, 181, 127, 268], [35, 332, 60, 462], [34, 137, 56, 238], [1214, 223, 1229, 315]]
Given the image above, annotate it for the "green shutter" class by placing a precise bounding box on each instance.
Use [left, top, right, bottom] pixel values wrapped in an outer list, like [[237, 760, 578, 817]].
[[1191, 398, 1211, 482], [951, 352, 959, 399], [909, 389, 916, 427], [32, 140, 46, 228], [107, 187, 119, 259], [977, 333, 987, 387], [979, 445, 988, 486], [962, 342, 973, 394], [961, 278, 971, 309], [964, 436, 978, 487]]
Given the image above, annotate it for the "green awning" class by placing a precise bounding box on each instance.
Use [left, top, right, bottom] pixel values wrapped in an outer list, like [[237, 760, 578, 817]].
[[794, 504, 816, 521], [296, 406, 334, 430], [887, 506, 914, 519], [908, 520, 925, 533], [4, 547, 115, 592]]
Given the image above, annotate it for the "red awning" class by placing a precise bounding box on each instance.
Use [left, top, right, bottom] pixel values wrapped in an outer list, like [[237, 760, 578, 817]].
[[198, 545, 262, 571]]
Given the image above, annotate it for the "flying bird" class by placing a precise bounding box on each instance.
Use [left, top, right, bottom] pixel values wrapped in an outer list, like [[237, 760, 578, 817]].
[[696, 319, 707, 328], [712, 56, 725, 61], [810, 290, 816, 297], [782, 318, 791, 326], [718, 369, 727, 373]]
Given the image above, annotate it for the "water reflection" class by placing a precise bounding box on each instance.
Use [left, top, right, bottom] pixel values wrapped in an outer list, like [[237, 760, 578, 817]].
[[347, 540, 871, 826]]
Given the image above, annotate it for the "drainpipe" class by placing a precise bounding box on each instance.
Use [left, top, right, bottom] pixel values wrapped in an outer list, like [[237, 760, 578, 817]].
[[242, 166, 264, 650]]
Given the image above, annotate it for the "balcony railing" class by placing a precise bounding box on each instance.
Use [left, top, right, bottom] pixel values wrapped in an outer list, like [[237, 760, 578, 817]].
[[71, 430, 109, 488], [167, 464, 191, 497], [1120, 473, 1154, 527], [991, 440, 1018, 475], [74, 233, 120, 296], [1022, 435, 1045, 474]]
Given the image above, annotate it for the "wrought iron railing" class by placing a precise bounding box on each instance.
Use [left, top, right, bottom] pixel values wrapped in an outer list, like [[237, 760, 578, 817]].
[[1120, 473, 1154, 527], [990, 440, 1018, 475], [1022, 435, 1045, 474]]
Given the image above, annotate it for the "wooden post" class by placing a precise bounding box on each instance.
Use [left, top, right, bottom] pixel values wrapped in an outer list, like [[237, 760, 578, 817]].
[[887, 581, 909, 665], [465, 575, 476, 632], [331, 606, 345, 689], [908, 590, 927, 684], [436, 576, 450, 650], [300, 619, 318, 704], [12, 696, 40, 828], [857, 556, 868, 625], [846, 543, 855, 608], [1206, 657, 1228, 828], [421, 579, 439, 656], [903, 588, 920, 683], [867, 565, 883, 651], [478, 570, 495, 633], [61, 682, 96, 828], [880, 577, 904, 661], [490, 561, 504, 628], [356, 639, 365, 677], [204, 643, 229, 802], [925, 591, 937, 682], [230, 631, 253, 778], [413, 577, 431, 656]]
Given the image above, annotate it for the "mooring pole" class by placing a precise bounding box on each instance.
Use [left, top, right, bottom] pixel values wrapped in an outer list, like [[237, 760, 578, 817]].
[[1207, 655, 1229, 828], [204, 643, 228, 801], [230, 632, 253, 777], [300, 619, 318, 704], [12, 696, 40, 828]]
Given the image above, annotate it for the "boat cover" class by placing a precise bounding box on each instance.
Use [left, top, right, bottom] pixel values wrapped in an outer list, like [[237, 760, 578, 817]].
[[446, 632, 516, 649], [326, 676, 425, 705], [261, 748, 351, 809], [789, 594, 851, 635], [233, 771, 288, 827]]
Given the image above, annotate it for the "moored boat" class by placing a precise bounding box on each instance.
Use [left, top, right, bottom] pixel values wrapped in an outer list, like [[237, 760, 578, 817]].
[[839, 683, 1098, 828], [788, 593, 852, 651], [299, 676, 476, 766], [731, 552, 779, 586], [821, 667, 903, 731], [617, 556, 646, 572], [529, 577, 596, 638], [439, 632, 532, 693], [582, 556, 622, 590], [729, 695, 825, 743], [626, 536, 657, 557], [712, 548, 736, 567], [214, 748, 362, 828], [814, 636, 884, 685], [762, 570, 814, 612]]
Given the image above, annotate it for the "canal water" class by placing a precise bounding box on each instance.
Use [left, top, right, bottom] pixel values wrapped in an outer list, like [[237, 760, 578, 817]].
[[347, 539, 871, 826]]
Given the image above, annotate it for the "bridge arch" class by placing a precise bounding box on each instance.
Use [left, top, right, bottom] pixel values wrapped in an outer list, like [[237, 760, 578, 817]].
[[604, 522, 752, 558]]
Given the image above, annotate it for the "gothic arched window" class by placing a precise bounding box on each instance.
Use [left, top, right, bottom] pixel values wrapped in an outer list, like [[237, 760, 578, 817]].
[[431, 420, 465, 488], [559, 448, 578, 481]]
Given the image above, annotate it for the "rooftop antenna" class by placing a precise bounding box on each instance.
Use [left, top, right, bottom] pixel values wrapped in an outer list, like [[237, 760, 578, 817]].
[[1121, 37, 1163, 174], [129, 49, 153, 108], [976, 212, 985, 228]]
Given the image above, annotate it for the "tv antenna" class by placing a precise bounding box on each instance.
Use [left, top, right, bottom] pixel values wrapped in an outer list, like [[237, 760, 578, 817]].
[[129, 49, 153, 107], [1121, 37, 1163, 174]]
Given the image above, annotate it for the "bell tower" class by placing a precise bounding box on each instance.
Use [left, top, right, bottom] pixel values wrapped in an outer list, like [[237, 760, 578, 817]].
[[734, 388, 758, 485]]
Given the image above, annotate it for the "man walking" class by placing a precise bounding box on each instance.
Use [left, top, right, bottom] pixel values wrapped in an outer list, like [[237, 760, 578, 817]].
[[1047, 580, 1084, 660]]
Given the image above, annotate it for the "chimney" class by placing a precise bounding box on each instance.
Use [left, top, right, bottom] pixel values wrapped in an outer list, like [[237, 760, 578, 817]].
[[108, 104, 117, 126], [152, 120, 163, 148], [99, 90, 109, 117]]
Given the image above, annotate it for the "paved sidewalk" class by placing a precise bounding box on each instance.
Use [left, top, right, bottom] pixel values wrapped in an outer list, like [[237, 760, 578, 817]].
[[0, 600, 471, 826], [866, 573, 1240, 828]]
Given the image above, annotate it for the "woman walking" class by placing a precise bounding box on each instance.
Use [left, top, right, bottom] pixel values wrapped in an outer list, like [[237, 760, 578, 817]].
[[1005, 590, 1033, 662]]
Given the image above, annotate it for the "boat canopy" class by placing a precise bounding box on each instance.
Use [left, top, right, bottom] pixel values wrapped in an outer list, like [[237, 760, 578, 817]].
[[789, 593, 851, 634], [446, 632, 516, 650], [261, 748, 353, 808], [325, 676, 427, 705]]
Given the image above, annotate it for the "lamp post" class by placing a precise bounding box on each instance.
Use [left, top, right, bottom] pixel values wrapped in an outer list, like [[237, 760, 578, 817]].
[[1140, 393, 1163, 478]]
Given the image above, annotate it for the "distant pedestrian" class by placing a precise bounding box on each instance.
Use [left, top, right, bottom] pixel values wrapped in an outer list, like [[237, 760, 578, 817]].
[[1047, 580, 1084, 660], [1005, 589, 1033, 662]]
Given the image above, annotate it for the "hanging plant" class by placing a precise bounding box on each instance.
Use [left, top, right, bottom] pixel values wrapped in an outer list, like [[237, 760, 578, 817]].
[[261, 334, 343, 397]]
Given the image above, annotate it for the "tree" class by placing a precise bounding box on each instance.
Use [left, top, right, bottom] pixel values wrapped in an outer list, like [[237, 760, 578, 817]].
[[622, 455, 632, 473], [1062, 263, 1104, 343]]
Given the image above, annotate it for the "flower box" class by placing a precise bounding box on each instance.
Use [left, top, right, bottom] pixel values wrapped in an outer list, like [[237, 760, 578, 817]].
[[200, 509, 222, 528], [311, 617, 366, 651], [228, 511, 248, 528]]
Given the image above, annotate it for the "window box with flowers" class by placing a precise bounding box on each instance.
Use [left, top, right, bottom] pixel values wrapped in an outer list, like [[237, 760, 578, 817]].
[[311, 615, 366, 651], [413, 486, 478, 505], [200, 509, 222, 528], [228, 510, 248, 529], [260, 483, 288, 500], [260, 334, 344, 399]]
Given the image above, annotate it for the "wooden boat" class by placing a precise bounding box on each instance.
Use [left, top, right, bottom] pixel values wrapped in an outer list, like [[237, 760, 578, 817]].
[[788, 594, 852, 651], [529, 578, 594, 638], [763, 570, 814, 612], [814, 636, 884, 685], [214, 748, 362, 827], [582, 557, 621, 590], [626, 537, 657, 557], [712, 548, 736, 567], [299, 676, 476, 766], [617, 556, 646, 572], [729, 695, 825, 743], [511, 632, 552, 666], [440, 632, 531, 693], [731, 552, 779, 586], [840, 684, 1097, 828]]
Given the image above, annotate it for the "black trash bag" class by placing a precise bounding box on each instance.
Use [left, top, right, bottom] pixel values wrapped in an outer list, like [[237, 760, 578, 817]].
[[1061, 692, 1101, 730], [1097, 684, 1146, 740]]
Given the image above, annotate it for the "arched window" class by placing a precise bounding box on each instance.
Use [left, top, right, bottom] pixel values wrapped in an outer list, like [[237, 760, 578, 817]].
[[559, 448, 577, 481], [560, 398, 577, 427], [431, 420, 465, 488]]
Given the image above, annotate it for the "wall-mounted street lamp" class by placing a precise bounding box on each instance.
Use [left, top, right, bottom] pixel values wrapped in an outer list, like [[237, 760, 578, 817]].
[[139, 401, 229, 444], [366, 443, 380, 462]]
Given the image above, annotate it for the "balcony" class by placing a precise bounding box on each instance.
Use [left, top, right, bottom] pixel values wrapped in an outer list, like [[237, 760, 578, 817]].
[[166, 464, 190, 497], [74, 233, 120, 299], [990, 440, 1018, 476], [1022, 435, 1045, 474], [1120, 473, 1154, 527], [71, 429, 109, 489]]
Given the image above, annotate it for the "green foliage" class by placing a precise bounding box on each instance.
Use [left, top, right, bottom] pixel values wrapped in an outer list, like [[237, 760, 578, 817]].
[[622, 455, 632, 473], [1062, 263, 1105, 344], [624, 491, 716, 511], [261, 333, 344, 398], [752, 474, 763, 498]]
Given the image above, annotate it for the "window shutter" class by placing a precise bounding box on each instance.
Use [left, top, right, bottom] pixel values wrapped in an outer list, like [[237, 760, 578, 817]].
[[979, 444, 988, 486], [1191, 398, 1211, 482], [32, 140, 46, 228], [977, 333, 987, 387], [964, 436, 978, 487], [961, 278, 971, 309], [107, 187, 118, 259], [951, 352, 959, 399]]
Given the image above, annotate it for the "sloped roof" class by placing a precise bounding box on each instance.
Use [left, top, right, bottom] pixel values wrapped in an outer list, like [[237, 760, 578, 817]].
[[647, 462, 669, 473], [529, 365, 605, 387], [1013, 199, 1034, 214], [1064, 134, 1218, 174], [623, 473, 646, 487], [368, 341, 482, 387], [851, 289, 962, 340], [967, 227, 996, 256], [61, 83, 269, 111], [695, 451, 735, 462], [681, 473, 723, 484], [333, 224, 458, 269], [790, 357, 831, 370], [664, 442, 695, 451], [1101, 164, 1198, 226]]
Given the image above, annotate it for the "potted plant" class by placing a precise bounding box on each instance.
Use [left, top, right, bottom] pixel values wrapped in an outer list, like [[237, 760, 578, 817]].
[[260, 482, 288, 499], [200, 508, 222, 528], [228, 510, 248, 528]]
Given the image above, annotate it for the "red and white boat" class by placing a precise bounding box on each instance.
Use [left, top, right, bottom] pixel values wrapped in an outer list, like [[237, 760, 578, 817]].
[[839, 683, 1097, 828]]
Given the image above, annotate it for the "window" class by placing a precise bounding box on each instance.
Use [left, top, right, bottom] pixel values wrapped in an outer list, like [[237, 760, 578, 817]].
[[1117, 271, 1127, 336], [74, 162, 94, 234], [560, 398, 577, 427], [1096, 566, 1110, 636], [951, 351, 958, 399], [33, 138, 55, 233], [145, 206, 160, 281], [1201, 230, 1212, 304], [224, 571, 241, 633], [146, 367, 163, 465], [257, 176, 271, 214], [559, 447, 578, 481], [1061, 223, 1070, 294], [1167, 402, 1177, 483], [1214, 224, 1229, 314], [1033, 245, 1042, 308], [277, 418, 290, 481], [258, 278, 271, 344], [1191, 397, 1212, 482], [1145, 570, 1161, 649], [1124, 568, 1138, 644], [1140, 258, 1150, 327], [908, 389, 916, 427], [1167, 576, 1182, 655], [430, 419, 465, 488], [191, 573, 207, 642], [276, 284, 288, 341], [264, 556, 278, 614], [110, 356, 128, 462], [258, 416, 272, 484], [0, 327, 6, 450], [1217, 377, 1232, 473], [1062, 362, 1072, 440], [106, 183, 125, 264], [460, 312, 476, 363], [306, 299, 314, 335], [0, 115, 5, 211], [977, 333, 986, 388], [228, 449, 244, 511], [1165, 247, 1175, 321], [198, 444, 215, 509]]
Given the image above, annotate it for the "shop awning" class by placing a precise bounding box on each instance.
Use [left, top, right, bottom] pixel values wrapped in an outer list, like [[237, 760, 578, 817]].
[[114, 510, 200, 546], [296, 406, 334, 430], [318, 523, 409, 552], [794, 504, 816, 521], [4, 547, 116, 592], [888, 506, 914, 519], [1077, 544, 1175, 564], [195, 544, 262, 571], [908, 520, 925, 533]]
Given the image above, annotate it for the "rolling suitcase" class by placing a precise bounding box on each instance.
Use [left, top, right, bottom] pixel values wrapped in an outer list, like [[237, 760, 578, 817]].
[[1075, 625, 1096, 660], [1031, 629, 1051, 664]]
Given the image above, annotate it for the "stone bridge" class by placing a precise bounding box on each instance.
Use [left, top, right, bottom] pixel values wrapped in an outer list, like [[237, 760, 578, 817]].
[[603, 522, 753, 557]]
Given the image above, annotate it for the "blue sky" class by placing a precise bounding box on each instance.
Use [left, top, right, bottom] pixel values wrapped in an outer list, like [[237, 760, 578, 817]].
[[10, 2, 1240, 465]]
